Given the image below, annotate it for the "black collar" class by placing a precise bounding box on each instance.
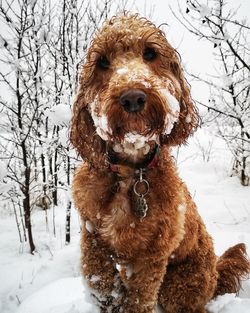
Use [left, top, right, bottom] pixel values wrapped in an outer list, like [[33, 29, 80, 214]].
[[107, 144, 160, 172]]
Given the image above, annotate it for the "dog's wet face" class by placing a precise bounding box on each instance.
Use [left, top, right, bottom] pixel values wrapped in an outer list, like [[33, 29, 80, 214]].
[[71, 14, 198, 165], [84, 16, 182, 161]]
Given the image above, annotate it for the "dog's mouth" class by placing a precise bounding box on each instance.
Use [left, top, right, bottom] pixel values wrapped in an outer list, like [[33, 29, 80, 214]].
[[89, 86, 180, 163], [110, 131, 158, 160], [107, 133, 159, 166]]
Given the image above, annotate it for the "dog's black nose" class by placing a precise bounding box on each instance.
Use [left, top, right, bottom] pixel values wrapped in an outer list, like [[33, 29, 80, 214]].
[[119, 89, 146, 113]]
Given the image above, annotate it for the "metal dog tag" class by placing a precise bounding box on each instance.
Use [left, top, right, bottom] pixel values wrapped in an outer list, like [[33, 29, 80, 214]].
[[135, 195, 148, 218], [133, 168, 149, 219]]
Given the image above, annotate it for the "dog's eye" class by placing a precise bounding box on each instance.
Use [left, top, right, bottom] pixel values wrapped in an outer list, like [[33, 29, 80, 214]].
[[97, 56, 110, 70], [143, 47, 157, 61]]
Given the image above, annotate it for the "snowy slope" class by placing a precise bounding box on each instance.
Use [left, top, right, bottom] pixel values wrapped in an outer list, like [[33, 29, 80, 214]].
[[0, 129, 250, 313], [13, 278, 250, 313], [15, 277, 98, 313]]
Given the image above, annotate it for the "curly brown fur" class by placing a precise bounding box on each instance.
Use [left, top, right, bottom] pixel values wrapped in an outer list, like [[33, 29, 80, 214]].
[[70, 13, 250, 313], [214, 243, 250, 297]]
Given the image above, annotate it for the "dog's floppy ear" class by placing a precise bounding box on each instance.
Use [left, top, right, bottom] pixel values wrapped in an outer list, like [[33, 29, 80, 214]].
[[70, 84, 106, 168], [160, 52, 200, 146]]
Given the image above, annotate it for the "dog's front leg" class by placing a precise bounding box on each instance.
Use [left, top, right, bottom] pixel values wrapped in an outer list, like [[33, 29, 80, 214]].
[[120, 257, 167, 313], [81, 227, 124, 312]]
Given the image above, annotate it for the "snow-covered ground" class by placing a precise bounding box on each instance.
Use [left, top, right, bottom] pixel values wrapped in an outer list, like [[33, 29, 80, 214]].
[[0, 129, 250, 313]]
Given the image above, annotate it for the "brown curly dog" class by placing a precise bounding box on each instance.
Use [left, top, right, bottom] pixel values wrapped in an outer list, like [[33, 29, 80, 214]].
[[70, 13, 250, 313]]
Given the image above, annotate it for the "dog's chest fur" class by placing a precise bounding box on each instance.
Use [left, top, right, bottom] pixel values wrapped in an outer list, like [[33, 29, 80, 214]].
[[99, 177, 142, 252], [73, 161, 187, 260], [100, 177, 185, 260]]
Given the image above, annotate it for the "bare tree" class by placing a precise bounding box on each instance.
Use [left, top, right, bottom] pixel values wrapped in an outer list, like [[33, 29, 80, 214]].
[[0, 0, 45, 253], [172, 0, 250, 185], [43, 0, 118, 243], [0, 0, 128, 251]]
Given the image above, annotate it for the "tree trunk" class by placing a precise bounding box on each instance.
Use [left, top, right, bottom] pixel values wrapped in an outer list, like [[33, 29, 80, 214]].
[[241, 155, 249, 186], [65, 200, 71, 244], [52, 147, 58, 206], [23, 166, 36, 254], [65, 154, 71, 244]]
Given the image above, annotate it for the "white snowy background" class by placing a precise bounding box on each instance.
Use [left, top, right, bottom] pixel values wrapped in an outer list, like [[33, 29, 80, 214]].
[[0, 0, 250, 313]]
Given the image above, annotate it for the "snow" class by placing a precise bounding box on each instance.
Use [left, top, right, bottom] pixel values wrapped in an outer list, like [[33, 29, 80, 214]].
[[111, 289, 119, 299], [199, 4, 211, 18], [177, 203, 186, 213], [115, 65, 152, 88], [58, 127, 69, 147], [124, 132, 152, 149], [115, 264, 133, 279], [161, 89, 180, 114], [45, 104, 71, 126], [116, 67, 128, 74], [206, 294, 250, 313], [115, 59, 152, 88], [130, 222, 135, 228], [125, 264, 133, 279], [221, 75, 234, 87], [185, 113, 192, 123], [141, 81, 152, 88], [0, 160, 8, 180], [113, 143, 124, 153], [164, 113, 178, 135], [15, 277, 93, 313], [0, 181, 13, 194], [85, 220, 95, 233], [115, 263, 122, 272], [114, 132, 157, 156], [89, 97, 111, 141], [90, 275, 100, 283], [0, 129, 250, 313], [160, 89, 180, 135]]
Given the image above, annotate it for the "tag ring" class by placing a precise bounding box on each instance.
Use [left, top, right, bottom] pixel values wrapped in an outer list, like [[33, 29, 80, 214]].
[[133, 179, 149, 197]]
